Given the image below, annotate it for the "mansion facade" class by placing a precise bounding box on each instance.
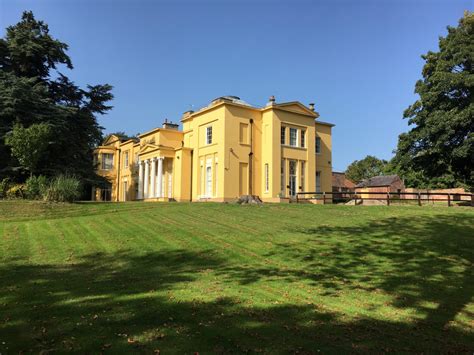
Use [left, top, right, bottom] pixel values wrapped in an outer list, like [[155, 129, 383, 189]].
[[93, 96, 334, 202]]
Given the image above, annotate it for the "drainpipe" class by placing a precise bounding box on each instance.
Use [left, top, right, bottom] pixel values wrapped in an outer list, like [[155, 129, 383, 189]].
[[249, 118, 254, 196]]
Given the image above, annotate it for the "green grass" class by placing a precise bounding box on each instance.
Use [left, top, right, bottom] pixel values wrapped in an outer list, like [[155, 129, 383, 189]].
[[1, 201, 473, 353]]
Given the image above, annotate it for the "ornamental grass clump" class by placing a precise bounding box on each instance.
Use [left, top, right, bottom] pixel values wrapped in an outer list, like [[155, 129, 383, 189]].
[[44, 175, 81, 202]]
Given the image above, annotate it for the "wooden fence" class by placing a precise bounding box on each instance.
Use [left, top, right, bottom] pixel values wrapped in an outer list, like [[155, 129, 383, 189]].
[[296, 191, 474, 207]]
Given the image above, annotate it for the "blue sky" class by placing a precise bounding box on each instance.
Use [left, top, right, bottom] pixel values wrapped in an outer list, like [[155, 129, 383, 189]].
[[1, 0, 471, 171]]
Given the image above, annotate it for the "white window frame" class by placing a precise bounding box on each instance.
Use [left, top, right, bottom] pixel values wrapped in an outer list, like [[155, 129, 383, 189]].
[[289, 128, 298, 147], [280, 159, 285, 196], [300, 130, 306, 148], [280, 126, 286, 145], [101, 153, 114, 170], [123, 151, 129, 168], [205, 165, 212, 197], [288, 160, 297, 197], [315, 136, 322, 154], [206, 126, 213, 145], [200, 163, 204, 196]]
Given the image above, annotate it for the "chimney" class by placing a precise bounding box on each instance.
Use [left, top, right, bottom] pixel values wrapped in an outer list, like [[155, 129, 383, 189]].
[[182, 110, 194, 119], [267, 95, 276, 106], [162, 120, 179, 130], [309, 103, 315, 111]]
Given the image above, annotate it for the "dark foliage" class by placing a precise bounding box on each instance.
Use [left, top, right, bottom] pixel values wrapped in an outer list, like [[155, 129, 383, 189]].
[[392, 12, 474, 190], [0, 11, 113, 182]]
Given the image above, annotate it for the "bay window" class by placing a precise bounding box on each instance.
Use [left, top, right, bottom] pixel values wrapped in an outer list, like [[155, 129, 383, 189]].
[[101, 153, 114, 170]]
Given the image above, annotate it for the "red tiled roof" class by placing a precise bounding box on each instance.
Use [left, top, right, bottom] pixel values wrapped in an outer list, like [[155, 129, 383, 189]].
[[332, 172, 356, 189]]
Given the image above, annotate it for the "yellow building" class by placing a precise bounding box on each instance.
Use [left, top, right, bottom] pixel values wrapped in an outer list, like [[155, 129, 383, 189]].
[[93, 96, 334, 202]]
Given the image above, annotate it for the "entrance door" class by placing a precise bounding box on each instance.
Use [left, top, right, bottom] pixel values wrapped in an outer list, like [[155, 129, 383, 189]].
[[101, 187, 111, 201], [205, 165, 212, 197], [239, 162, 248, 196], [289, 160, 297, 197]]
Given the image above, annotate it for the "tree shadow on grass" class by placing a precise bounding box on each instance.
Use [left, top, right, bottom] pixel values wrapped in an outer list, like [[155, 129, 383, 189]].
[[1, 214, 473, 353], [288, 214, 474, 328], [213, 213, 474, 351]]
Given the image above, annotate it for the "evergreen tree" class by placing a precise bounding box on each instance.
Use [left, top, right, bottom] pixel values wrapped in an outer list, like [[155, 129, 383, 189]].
[[392, 11, 474, 190], [0, 11, 113, 181]]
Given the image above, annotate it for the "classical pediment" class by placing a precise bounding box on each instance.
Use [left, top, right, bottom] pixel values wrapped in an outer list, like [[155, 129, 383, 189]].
[[102, 134, 120, 146], [275, 102, 319, 117], [139, 143, 160, 154], [139, 143, 177, 155]]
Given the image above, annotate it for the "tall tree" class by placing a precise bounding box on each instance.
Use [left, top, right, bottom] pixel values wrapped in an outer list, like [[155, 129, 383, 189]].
[[345, 155, 387, 183], [0, 11, 113, 180], [392, 11, 474, 190]]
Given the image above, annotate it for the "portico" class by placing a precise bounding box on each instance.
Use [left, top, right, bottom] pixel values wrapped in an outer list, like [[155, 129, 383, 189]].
[[137, 156, 172, 200]]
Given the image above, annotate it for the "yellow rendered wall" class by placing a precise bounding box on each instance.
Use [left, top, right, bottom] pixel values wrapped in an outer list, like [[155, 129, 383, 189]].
[[117, 141, 140, 201], [275, 109, 316, 197], [173, 148, 192, 201], [260, 110, 280, 200], [94, 102, 333, 203], [315, 123, 333, 194], [183, 105, 225, 201], [223, 105, 262, 199], [94, 139, 120, 201], [140, 129, 184, 150]]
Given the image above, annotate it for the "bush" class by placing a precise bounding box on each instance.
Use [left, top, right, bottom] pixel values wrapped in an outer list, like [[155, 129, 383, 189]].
[[6, 184, 25, 199], [0, 178, 11, 199], [25, 175, 48, 200], [44, 175, 81, 202]]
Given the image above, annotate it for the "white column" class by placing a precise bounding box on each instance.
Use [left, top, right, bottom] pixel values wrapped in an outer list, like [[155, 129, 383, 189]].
[[138, 160, 144, 199], [150, 158, 156, 198], [144, 159, 150, 199], [157, 157, 163, 198]]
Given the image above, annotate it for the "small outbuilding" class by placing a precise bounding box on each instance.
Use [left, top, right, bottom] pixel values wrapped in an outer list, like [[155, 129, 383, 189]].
[[355, 175, 405, 199], [332, 172, 355, 199]]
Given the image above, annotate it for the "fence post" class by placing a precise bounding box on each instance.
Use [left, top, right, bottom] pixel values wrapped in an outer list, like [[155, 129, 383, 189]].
[[471, 194, 474, 207], [296, 193, 299, 204], [323, 192, 326, 205], [447, 193, 451, 207], [418, 193, 421, 206], [386, 193, 390, 206]]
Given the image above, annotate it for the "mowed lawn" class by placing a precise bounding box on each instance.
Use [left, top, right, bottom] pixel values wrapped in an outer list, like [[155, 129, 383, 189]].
[[0, 201, 473, 353]]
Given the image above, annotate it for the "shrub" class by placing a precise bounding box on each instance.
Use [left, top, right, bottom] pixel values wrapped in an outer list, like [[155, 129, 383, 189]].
[[25, 175, 49, 200], [6, 184, 25, 199], [44, 175, 81, 202], [0, 178, 11, 199]]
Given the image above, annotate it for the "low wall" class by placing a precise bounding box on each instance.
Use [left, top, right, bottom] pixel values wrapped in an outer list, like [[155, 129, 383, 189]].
[[404, 188, 471, 201]]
